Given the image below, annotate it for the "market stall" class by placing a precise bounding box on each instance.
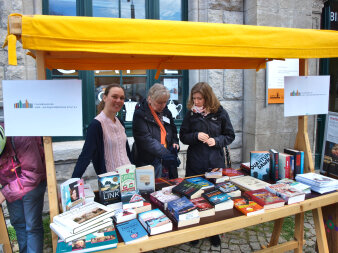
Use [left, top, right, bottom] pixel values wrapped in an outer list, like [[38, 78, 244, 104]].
[[2, 14, 338, 252]]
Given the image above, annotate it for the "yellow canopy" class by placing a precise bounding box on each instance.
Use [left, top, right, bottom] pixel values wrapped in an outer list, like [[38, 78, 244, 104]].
[[4, 14, 338, 73]]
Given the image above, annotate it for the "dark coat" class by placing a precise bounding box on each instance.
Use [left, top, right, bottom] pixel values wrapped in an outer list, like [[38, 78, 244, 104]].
[[132, 99, 179, 167], [179, 106, 235, 176], [72, 118, 131, 178]]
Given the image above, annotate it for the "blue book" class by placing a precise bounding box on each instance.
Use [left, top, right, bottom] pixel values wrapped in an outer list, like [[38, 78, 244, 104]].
[[56, 225, 118, 252], [167, 196, 198, 221], [202, 190, 230, 205], [116, 219, 148, 245], [250, 151, 270, 181], [186, 177, 214, 190], [300, 151, 304, 174]]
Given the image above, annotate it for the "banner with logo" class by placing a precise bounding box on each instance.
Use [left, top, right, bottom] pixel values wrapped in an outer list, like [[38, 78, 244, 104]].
[[2, 80, 82, 136], [284, 76, 330, 117]]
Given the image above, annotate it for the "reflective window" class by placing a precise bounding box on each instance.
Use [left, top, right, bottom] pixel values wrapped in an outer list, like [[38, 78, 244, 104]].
[[93, 0, 145, 19], [49, 0, 76, 16], [160, 0, 181, 20]]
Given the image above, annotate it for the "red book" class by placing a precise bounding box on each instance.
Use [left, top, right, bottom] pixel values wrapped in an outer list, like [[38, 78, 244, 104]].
[[233, 198, 265, 216], [222, 168, 245, 178], [244, 189, 285, 210], [190, 197, 215, 218]]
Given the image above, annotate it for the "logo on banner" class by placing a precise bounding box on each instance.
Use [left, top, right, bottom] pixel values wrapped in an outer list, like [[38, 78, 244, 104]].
[[14, 100, 33, 108]]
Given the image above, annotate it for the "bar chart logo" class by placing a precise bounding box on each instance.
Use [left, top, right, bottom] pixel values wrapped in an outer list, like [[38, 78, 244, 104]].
[[14, 99, 33, 108], [290, 89, 301, 96]]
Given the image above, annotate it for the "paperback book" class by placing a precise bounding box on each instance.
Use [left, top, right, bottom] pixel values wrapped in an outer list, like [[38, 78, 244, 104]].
[[269, 149, 279, 182], [133, 201, 152, 214], [172, 180, 204, 199], [116, 219, 149, 245], [244, 189, 285, 210], [250, 151, 270, 181], [233, 198, 265, 216], [295, 173, 338, 193], [230, 176, 271, 191], [202, 190, 233, 211], [216, 181, 241, 197], [167, 196, 200, 227], [186, 176, 214, 190], [205, 168, 223, 178], [135, 165, 155, 194], [59, 178, 85, 213], [55, 225, 118, 253], [277, 178, 311, 194], [113, 208, 137, 223], [190, 197, 215, 218], [117, 164, 136, 193], [149, 189, 180, 210], [222, 168, 245, 178], [97, 171, 121, 205], [121, 190, 145, 209], [138, 208, 173, 235], [265, 183, 305, 205]]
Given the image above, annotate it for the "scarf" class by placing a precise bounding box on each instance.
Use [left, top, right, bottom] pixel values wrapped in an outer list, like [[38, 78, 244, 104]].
[[148, 103, 167, 148], [191, 105, 209, 117]]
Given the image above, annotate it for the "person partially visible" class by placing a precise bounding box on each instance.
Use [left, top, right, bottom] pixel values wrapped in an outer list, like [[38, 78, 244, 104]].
[[179, 82, 235, 247], [72, 84, 131, 178], [0, 124, 46, 253], [132, 83, 180, 178]]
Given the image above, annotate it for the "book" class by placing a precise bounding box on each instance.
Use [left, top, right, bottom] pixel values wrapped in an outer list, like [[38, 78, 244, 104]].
[[244, 189, 285, 210], [300, 151, 304, 174], [149, 189, 180, 210], [208, 176, 230, 184], [284, 148, 302, 177], [202, 190, 233, 211], [190, 197, 215, 218], [116, 219, 149, 245], [83, 184, 95, 204], [265, 183, 305, 205], [186, 177, 214, 190], [250, 151, 270, 181], [172, 180, 204, 199], [222, 168, 245, 178], [240, 162, 250, 172], [277, 178, 311, 194], [113, 208, 137, 223], [133, 201, 152, 214], [59, 178, 85, 213], [117, 164, 136, 193], [295, 173, 338, 194], [55, 225, 118, 252], [138, 209, 173, 235], [269, 149, 279, 182], [230, 176, 271, 191], [233, 198, 265, 216], [205, 168, 223, 178], [121, 190, 145, 209], [97, 171, 121, 205], [53, 202, 115, 234], [50, 218, 113, 243], [215, 181, 241, 197], [167, 197, 200, 227], [278, 153, 292, 179], [135, 165, 155, 194]]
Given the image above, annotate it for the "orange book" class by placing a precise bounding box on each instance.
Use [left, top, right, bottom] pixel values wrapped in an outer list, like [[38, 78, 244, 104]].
[[233, 198, 265, 216]]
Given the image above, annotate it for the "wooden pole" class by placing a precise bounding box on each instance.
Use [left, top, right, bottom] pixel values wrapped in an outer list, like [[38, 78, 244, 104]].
[[36, 51, 59, 252], [294, 59, 315, 173], [0, 206, 12, 253]]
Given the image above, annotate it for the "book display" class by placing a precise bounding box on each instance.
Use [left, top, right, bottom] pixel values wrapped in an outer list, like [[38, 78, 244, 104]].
[[233, 198, 265, 216], [135, 165, 155, 194], [216, 181, 241, 197], [230, 176, 271, 191], [265, 183, 305, 205], [116, 219, 149, 244], [295, 173, 338, 194], [167, 196, 200, 227], [186, 176, 214, 190], [138, 209, 173, 235], [250, 151, 270, 181], [190, 197, 215, 218], [113, 208, 137, 224], [97, 172, 121, 205], [59, 178, 85, 213], [244, 189, 285, 210], [202, 190, 233, 211], [172, 180, 204, 199]]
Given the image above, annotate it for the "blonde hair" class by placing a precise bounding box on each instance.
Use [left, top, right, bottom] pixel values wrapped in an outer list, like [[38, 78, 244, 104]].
[[187, 82, 220, 113], [147, 83, 170, 102], [97, 84, 124, 114]]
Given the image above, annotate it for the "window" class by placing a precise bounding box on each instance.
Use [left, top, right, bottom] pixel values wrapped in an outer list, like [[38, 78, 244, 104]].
[[44, 0, 188, 139]]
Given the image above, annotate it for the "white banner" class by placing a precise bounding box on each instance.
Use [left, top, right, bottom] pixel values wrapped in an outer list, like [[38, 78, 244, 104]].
[[3, 79, 83, 136]]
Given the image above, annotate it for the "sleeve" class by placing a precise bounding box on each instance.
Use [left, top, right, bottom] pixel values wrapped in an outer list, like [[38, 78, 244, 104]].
[[168, 110, 179, 145], [72, 121, 101, 178], [132, 110, 170, 158], [179, 111, 199, 145], [213, 109, 235, 148]]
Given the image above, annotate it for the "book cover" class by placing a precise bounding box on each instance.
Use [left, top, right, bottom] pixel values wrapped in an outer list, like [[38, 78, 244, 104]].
[[230, 176, 271, 191], [138, 208, 173, 235], [240, 162, 250, 172], [97, 172, 121, 205], [295, 173, 338, 187], [284, 148, 301, 177], [133, 201, 152, 214], [244, 189, 285, 210], [186, 177, 214, 190], [190, 197, 215, 218], [278, 153, 292, 179], [250, 151, 270, 181], [116, 219, 149, 245], [149, 189, 180, 210], [121, 190, 145, 209], [56, 225, 118, 253], [233, 198, 265, 216], [59, 178, 85, 213], [53, 202, 115, 234], [205, 168, 223, 178], [113, 208, 137, 223], [300, 151, 304, 174], [167, 196, 198, 221], [277, 178, 311, 194], [265, 183, 305, 204], [83, 184, 95, 204], [269, 149, 279, 182], [202, 190, 231, 205], [208, 176, 230, 184], [117, 164, 136, 193], [172, 180, 204, 199], [135, 165, 155, 194], [216, 181, 241, 197], [222, 168, 245, 178]]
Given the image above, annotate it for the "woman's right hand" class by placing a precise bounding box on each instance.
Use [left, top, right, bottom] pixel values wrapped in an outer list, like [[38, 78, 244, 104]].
[[198, 132, 209, 143]]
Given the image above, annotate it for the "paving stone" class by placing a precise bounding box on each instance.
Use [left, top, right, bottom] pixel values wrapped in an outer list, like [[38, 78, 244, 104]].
[[239, 238, 248, 244], [179, 244, 191, 251], [250, 242, 261, 250], [229, 244, 241, 251], [249, 235, 258, 242], [230, 239, 240, 244], [240, 244, 251, 252], [200, 243, 210, 251], [306, 240, 316, 247], [210, 245, 221, 251], [248, 230, 257, 236], [304, 223, 313, 229], [189, 247, 201, 253], [220, 250, 231, 253], [221, 242, 229, 248]]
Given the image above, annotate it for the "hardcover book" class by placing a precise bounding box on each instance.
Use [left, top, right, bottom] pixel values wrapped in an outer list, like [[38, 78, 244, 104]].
[[222, 168, 245, 178], [149, 189, 180, 210], [117, 164, 136, 193], [240, 162, 250, 172], [53, 202, 115, 234], [215, 181, 241, 197], [55, 225, 118, 253], [269, 149, 279, 182], [186, 177, 214, 190], [190, 197, 215, 218], [244, 189, 285, 210], [284, 148, 302, 177], [116, 219, 149, 245], [265, 183, 305, 205], [250, 151, 270, 181], [202, 190, 233, 211], [135, 165, 155, 194], [205, 168, 223, 178], [59, 178, 85, 213], [97, 171, 121, 205], [138, 208, 173, 235], [233, 198, 265, 216], [113, 208, 137, 224], [278, 153, 292, 179], [172, 180, 204, 199], [230, 176, 271, 191], [121, 190, 145, 210]]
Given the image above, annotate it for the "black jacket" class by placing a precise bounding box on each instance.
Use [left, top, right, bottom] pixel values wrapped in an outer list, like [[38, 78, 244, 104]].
[[179, 106, 235, 176], [72, 118, 131, 178], [132, 99, 179, 167]]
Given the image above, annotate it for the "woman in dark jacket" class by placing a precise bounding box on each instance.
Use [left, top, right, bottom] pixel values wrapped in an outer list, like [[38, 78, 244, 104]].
[[132, 83, 179, 178]]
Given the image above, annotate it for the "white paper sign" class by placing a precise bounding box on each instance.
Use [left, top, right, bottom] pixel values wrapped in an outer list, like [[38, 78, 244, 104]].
[[3, 80, 83, 136], [267, 59, 299, 89], [163, 78, 179, 100], [284, 76, 330, 117]]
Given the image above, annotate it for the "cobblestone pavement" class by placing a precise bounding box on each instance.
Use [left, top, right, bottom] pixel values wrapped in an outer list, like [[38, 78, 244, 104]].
[[148, 211, 317, 253]]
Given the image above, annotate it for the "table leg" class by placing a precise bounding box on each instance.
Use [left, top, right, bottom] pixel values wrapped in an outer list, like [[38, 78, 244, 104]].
[[269, 218, 284, 246], [294, 212, 305, 253], [0, 205, 13, 253], [312, 207, 329, 253]]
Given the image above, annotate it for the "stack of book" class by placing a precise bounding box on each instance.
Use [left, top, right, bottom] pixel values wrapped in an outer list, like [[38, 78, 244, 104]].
[[295, 173, 338, 194], [277, 178, 311, 194], [138, 208, 173, 235], [202, 189, 234, 212], [265, 183, 305, 205], [167, 196, 200, 227], [244, 189, 285, 210], [172, 179, 204, 199]]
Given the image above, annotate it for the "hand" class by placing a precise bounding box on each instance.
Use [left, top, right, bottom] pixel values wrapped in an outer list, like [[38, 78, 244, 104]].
[[172, 143, 180, 150], [198, 132, 209, 143], [0, 191, 5, 204], [206, 138, 216, 147]]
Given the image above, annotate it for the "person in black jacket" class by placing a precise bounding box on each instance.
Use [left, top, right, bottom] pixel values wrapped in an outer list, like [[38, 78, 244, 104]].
[[179, 82, 235, 247], [72, 84, 131, 178], [132, 83, 180, 178]]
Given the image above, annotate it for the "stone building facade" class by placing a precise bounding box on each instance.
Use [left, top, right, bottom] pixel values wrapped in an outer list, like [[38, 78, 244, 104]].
[[0, 0, 326, 215]]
